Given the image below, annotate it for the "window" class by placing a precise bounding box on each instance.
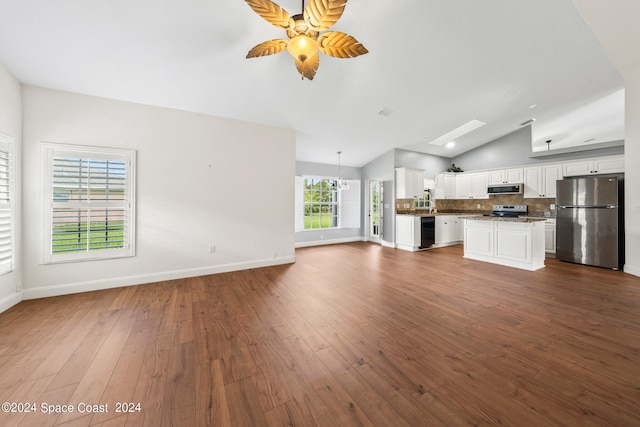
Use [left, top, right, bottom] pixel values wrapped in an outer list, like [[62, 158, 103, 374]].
[[294, 176, 361, 232], [304, 177, 338, 229], [41, 143, 136, 263], [0, 134, 14, 276]]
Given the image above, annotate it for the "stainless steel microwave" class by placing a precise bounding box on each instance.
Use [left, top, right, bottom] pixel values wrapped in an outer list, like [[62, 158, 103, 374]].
[[487, 184, 523, 195]]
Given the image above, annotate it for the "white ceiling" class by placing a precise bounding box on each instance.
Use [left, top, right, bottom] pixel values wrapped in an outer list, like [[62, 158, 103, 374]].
[[0, 0, 625, 167]]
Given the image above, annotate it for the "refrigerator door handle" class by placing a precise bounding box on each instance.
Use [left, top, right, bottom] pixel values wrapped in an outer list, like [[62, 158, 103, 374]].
[[557, 205, 614, 209]]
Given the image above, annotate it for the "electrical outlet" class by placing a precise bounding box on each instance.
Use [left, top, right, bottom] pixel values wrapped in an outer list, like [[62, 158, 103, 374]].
[[476, 204, 481, 209], [16, 281, 22, 292], [209, 244, 216, 253], [550, 204, 556, 210], [271, 252, 277, 259]]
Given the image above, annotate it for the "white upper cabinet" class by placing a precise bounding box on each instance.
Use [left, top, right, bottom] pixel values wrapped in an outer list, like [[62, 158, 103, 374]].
[[542, 164, 563, 197], [562, 155, 624, 177], [524, 164, 563, 198], [594, 156, 625, 174], [395, 168, 425, 198], [488, 168, 524, 185], [433, 155, 622, 201], [440, 172, 488, 200], [456, 172, 490, 199], [434, 173, 456, 199], [472, 172, 489, 199], [454, 173, 473, 199]]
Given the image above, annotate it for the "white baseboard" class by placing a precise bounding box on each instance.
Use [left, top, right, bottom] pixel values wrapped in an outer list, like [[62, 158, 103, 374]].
[[22, 256, 296, 301], [295, 236, 363, 248], [381, 239, 395, 248], [0, 291, 22, 314], [624, 263, 640, 278]]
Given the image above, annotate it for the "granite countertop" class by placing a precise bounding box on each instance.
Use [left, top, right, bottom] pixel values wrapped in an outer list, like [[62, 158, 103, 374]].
[[459, 215, 547, 223], [397, 211, 553, 221], [396, 211, 474, 217]]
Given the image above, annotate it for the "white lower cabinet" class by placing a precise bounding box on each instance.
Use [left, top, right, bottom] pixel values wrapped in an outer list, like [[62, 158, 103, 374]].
[[495, 223, 532, 264], [464, 219, 545, 271], [544, 218, 556, 255], [396, 215, 421, 251], [464, 222, 494, 256], [435, 215, 463, 247]]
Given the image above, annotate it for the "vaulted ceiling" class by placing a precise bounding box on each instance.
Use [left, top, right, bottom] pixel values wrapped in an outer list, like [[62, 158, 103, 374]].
[[0, 0, 625, 166]]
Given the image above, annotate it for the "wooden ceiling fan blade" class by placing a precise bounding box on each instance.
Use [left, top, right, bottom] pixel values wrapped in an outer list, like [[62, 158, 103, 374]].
[[304, 0, 347, 32], [246, 39, 289, 58], [244, 0, 295, 30], [318, 32, 368, 58], [295, 54, 320, 80]]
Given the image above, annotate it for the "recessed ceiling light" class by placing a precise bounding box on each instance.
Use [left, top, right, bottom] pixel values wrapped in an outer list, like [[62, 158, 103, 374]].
[[529, 103, 538, 109], [428, 119, 486, 146], [446, 141, 456, 149], [520, 118, 536, 126]]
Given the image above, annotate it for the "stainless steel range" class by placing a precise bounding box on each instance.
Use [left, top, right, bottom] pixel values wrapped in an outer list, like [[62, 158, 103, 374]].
[[483, 204, 528, 218]]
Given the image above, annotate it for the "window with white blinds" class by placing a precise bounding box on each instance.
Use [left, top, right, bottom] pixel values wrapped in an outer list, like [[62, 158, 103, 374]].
[[0, 134, 14, 276], [339, 179, 360, 229], [294, 176, 360, 232], [41, 143, 136, 263]]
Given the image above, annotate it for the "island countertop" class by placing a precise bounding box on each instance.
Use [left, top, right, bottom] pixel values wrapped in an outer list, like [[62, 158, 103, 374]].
[[459, 215, 547, 223]]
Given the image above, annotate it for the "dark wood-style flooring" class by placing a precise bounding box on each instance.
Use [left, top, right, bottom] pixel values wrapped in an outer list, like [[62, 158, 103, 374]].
[[1, 243, 640, 426]]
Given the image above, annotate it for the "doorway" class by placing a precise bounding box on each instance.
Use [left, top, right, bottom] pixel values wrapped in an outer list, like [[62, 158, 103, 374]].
[[368, 180, 383, 242]]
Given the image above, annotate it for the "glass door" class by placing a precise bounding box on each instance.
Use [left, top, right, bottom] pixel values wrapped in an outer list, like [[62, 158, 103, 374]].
[[369, 180, 383, 241]]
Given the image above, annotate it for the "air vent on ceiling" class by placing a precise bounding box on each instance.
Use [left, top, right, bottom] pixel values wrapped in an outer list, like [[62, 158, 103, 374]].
[[378, 108, 393, 117], [520, 118, 536, 126]]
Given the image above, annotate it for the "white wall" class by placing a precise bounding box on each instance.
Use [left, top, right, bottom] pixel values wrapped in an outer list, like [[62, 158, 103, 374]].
[[624, 67, 640, 276], [0, 64, 22, 312], [572, 0, 640, 277], [21, 86, 296, 298], [362, 150, 395, 245]]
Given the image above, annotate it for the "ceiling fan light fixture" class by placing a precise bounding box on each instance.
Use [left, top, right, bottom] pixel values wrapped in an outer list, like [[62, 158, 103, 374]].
[[244, 0, 367, 80], [287, 35, 318, 62]]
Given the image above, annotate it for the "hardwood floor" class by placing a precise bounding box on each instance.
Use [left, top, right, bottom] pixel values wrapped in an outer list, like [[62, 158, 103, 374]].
[[1, 242, 640, 426]]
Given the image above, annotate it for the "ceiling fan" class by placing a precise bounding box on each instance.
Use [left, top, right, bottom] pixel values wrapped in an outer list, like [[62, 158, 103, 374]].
[[244, 0, 368, 80]]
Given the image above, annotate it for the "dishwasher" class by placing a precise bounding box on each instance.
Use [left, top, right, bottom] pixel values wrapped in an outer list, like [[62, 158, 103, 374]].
[[420, 216, 435, 249]]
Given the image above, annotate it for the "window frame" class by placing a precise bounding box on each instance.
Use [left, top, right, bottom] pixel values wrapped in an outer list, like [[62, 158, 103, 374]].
[[40, 143, 136, 264], [0, 133, 15, 276], [303, 177, 339, 230]]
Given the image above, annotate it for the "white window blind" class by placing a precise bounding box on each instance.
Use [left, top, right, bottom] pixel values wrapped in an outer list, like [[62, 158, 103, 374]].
[[339, 179, 361, 229], [41, 143, 136, 263], [0, 134, 14, 276]]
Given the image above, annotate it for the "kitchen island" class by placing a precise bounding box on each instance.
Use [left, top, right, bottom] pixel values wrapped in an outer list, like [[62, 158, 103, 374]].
[[462, 216, 547, 271]]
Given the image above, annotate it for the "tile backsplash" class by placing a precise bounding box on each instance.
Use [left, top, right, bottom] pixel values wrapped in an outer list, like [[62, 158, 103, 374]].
[[397, 195, 556, 216]]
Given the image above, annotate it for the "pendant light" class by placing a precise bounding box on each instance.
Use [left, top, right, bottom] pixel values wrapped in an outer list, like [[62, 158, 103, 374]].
[[336, 151, 349, 191]]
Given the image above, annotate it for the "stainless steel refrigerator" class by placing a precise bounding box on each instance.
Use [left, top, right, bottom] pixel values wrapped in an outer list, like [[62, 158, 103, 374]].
[[556, 175, 624, 270]]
